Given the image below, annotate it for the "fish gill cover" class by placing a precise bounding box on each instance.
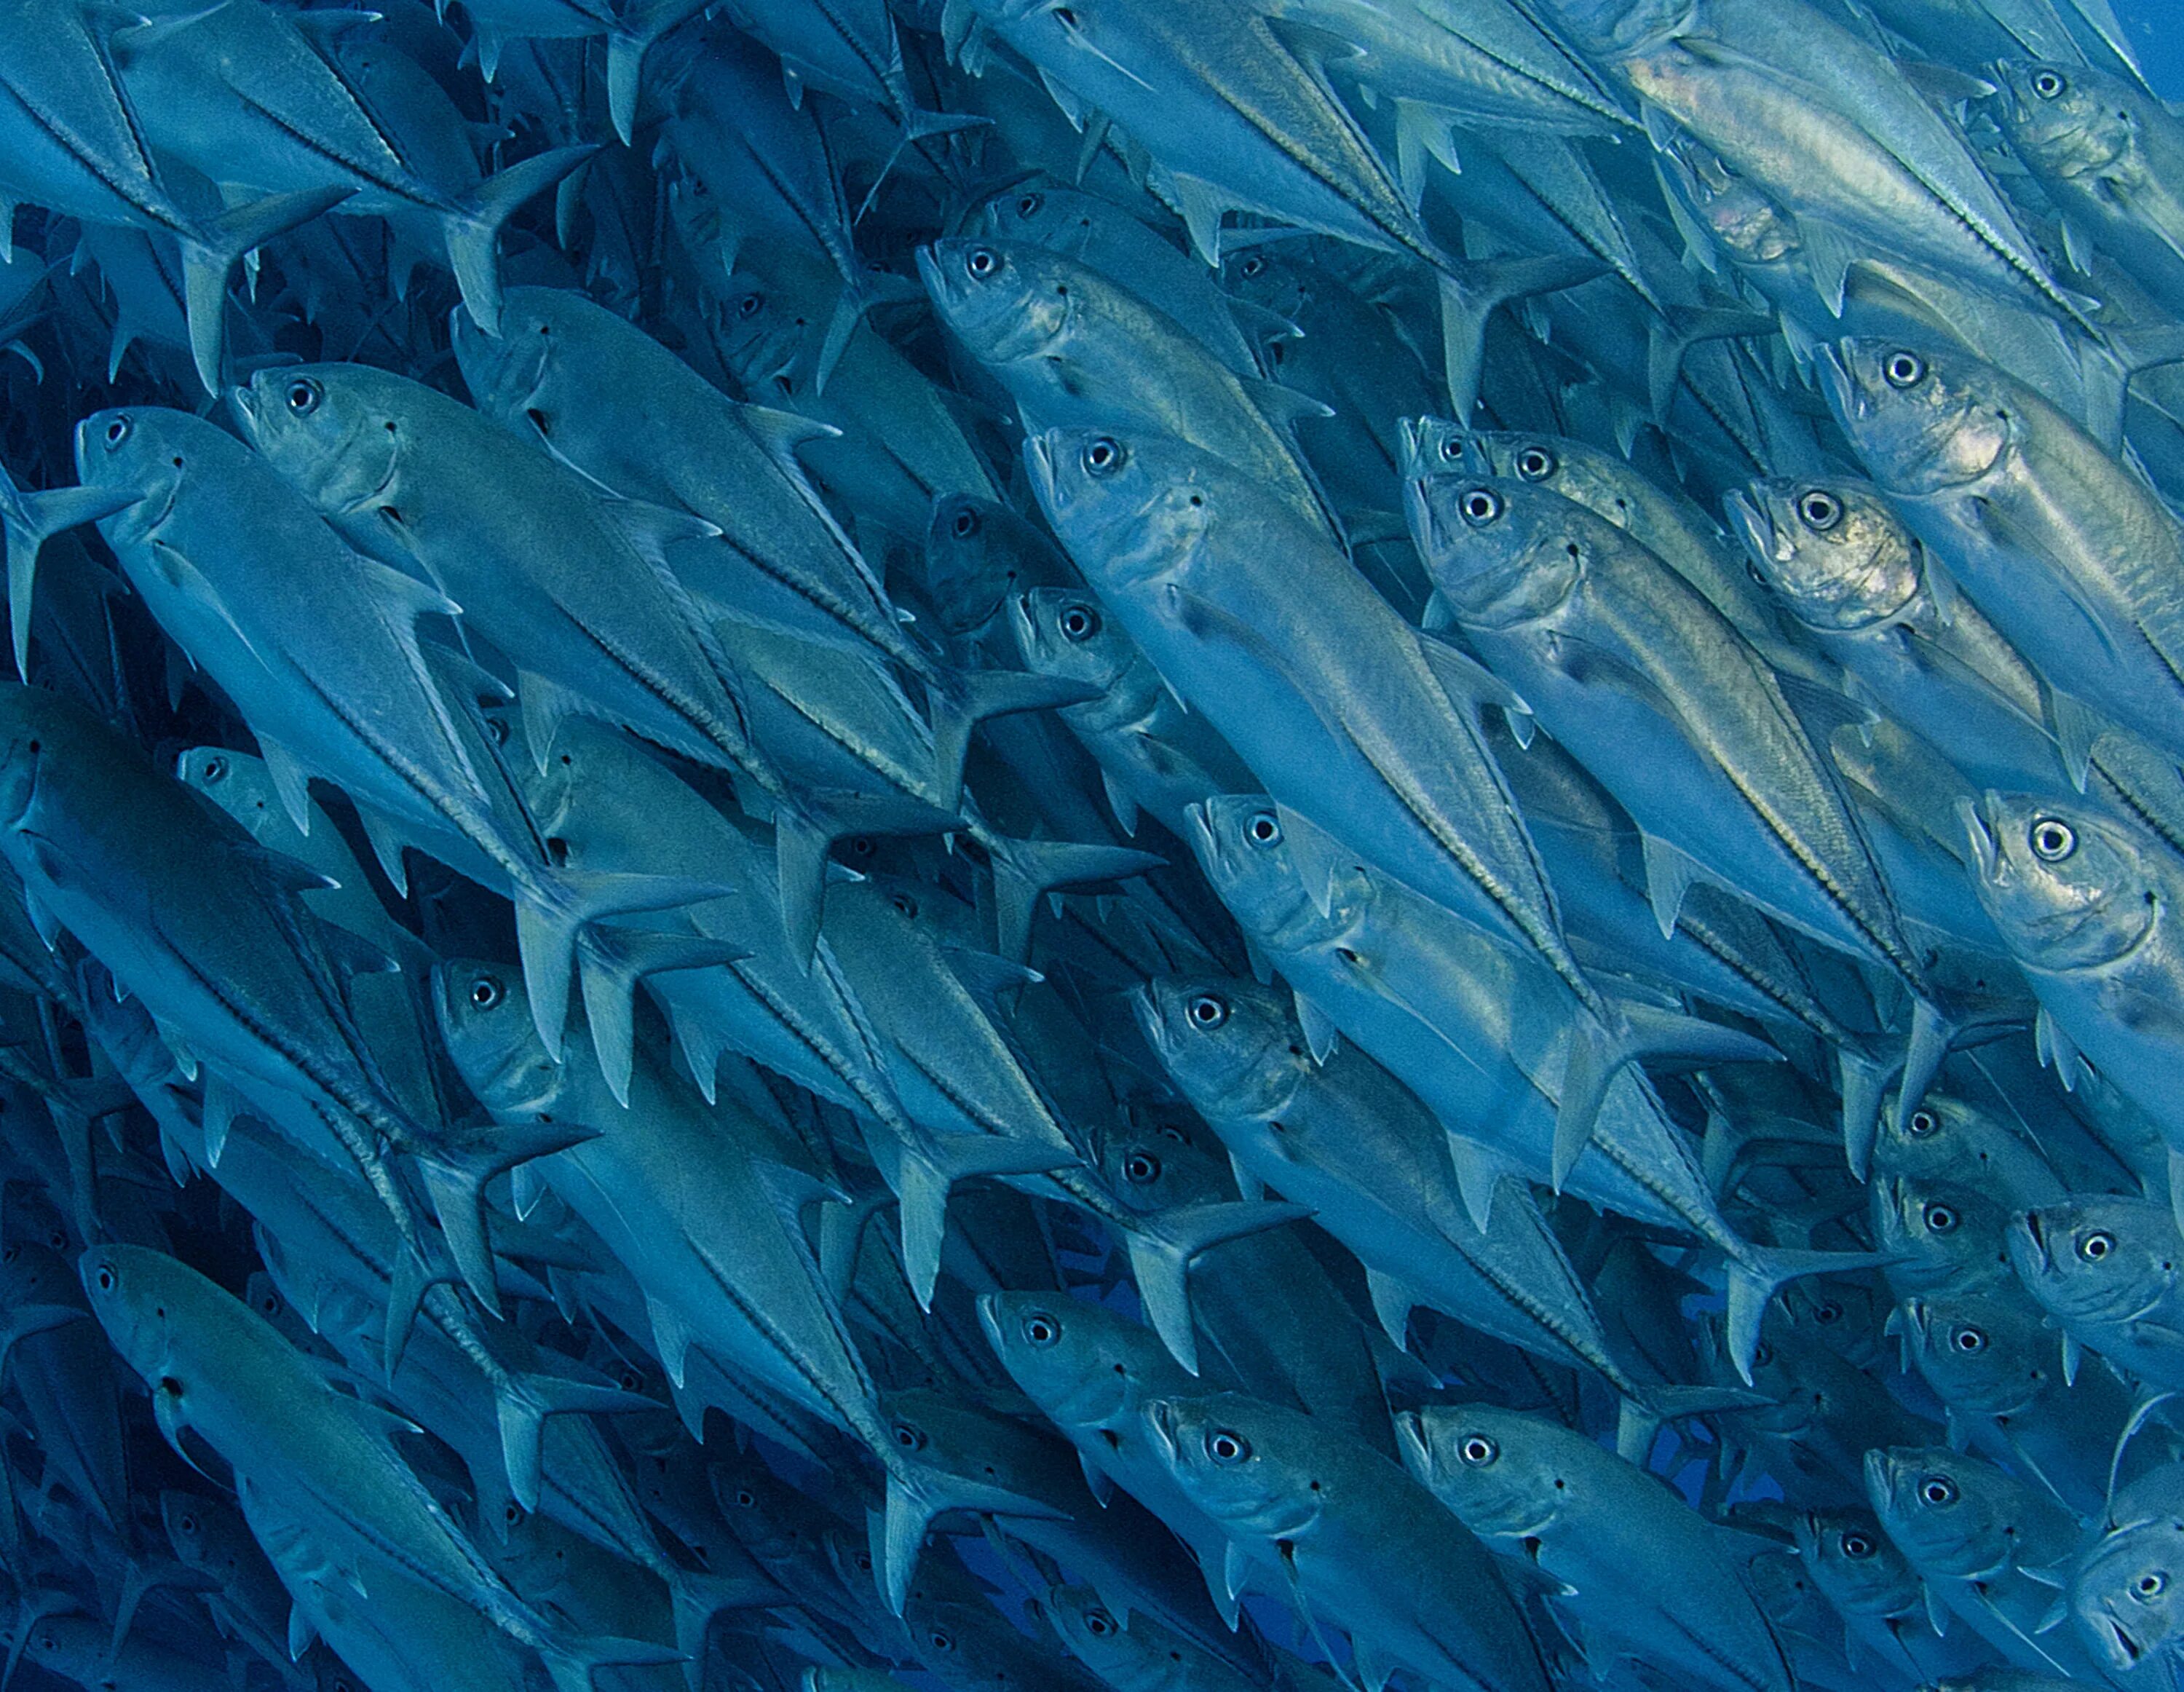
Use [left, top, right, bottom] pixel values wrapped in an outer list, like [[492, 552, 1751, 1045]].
[[0, 3, 2177, 1692]]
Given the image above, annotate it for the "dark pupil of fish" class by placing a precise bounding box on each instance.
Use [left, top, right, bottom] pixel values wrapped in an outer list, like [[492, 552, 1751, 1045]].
[[1884, 351, 1925, 387], [1752, 1342, 1774, 1367], [1208, 1431, 1246, 1462], [1841, 1534, 1874, 1558], [2084, 1233, 2115, 1260], [287, 381, 318, 414], [1024, 1314, 1059, 1345], [1085, 1611, 1112, 1634], [1189, 995, 1228, 1028], [2031, 819, 2075, 860], [471, 977, 502, 1009], [1921, 1479, 1956, 1505], [953, 509, 979, 537], [1461, 1436, 1496, 1464], [739, 293, 764, 317], [2035, 71, 2064, 96], [106, 418, 130, 446], [1953, 1328, 1987, 1353], [892, 893, 917, 917], [1924, 1204, 1958, 1232], [1018, 194, 1042, 217], [1123, 1152, 1159, 1182], [967, 248, 998, 278], [1517, 449, 1554, 480], [2141, 1574, 2167, 1597], [1062, 606, 1099, 640], [1462, 490, 1499, 523], [1085, 438, 1120, 474], [1249, 814, 1279, 845], [1909, 1110, 1938, 1136], [1814, 1302, 1841, 1323], [1798, 491, 1840, 529]]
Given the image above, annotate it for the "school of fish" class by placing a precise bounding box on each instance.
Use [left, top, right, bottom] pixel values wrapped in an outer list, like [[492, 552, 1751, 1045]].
[[0, 1, 2180, 1691]]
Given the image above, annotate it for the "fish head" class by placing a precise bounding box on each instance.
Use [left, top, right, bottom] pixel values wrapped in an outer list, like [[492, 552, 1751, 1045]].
[[1820, 339, 2011, 494], [708, 271, 810, 400], [1140, 1392, 1324, 1541], [1041, 1582, 1133, 1666], [430, 956, 566, 1115], [1182, 795, 1321, 943], [1131, 973, 1305, 1123], [1095, 1111, 1230, 1216], [2009, 1195, 2176, 1328], [451, 288, 558, 427], [1655, 136, 1800, 266], [175, 748, 284, 841], [2074, 1518, 2184, 1671], [1219, 240, 1313, 322], [1396, 1404, 1562, 1539], [1026, 426, 1216, 593], [1407, 473, 1586, 628], [1862, 1446, 2005, 1573], [919, 236, 1072, 364], [1773, 1276, 1886, 1364], [0, 681, 83, 831], [229, 364, 406, 521], [1009, 586, 1133, 692], [0, 1237, 81, 1310], [1962, 792, 2159, 972], [1990, 60, 2132, 177], [158, 1490, 220, 1569], [1899, 1288, 2046, 1418], [1793, 1506, 1920, 1618], [1874, 1170, 2006, 1286], [1727, 475, 1925, 632], [978, 179, 1085, 247], [976, 1290, 1177, 1430], [1872, 1091, 2038, 1192], [71, 407, 199, 547], [77, 1243, 195, 1384], [1398, 416, 1487, 483], [926, 495, 1070, 639]]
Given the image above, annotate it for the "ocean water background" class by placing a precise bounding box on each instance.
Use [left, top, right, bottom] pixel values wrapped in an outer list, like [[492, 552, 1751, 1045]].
[[2121, 1, 2182, 95]]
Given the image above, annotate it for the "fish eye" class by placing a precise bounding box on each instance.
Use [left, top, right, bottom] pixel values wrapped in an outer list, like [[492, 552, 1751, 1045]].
[[738, 291, 765, 318], [1187, 993, 1229, 1029], [1515, 446, 1556, 481], [2033, 69, 2065, 98], [285, 378, 322, 415], [1061, 604, 1101, 641], [1752, 1341, 1774, 1367], [2081, 1230, 2116, 1262], [1919, 1476, 1958, 1506], [1883, 350, 1926, 389], [733, 1488, 756, 1508], [1460, 488, 1502, 524], [103, 415, 132, 448], [1240, 255, 1265, 279], [1083, 1608, 1115, 1635], [1922, 1202, 1958, 1233], [1206, 1428, 1250, 1464], [1840, 1531, 1875, 1559], [1021, 1310, 1061, 1348], [2138, 1572, 2169, 1599], [1122, 1150, 1160, 1184], [847, 836, 875, 859], [201, 755, 228, 783], [94, 1264, 115, 1291], [2029, 818, 2076, 861], [1797, 489, 1842, 531], [1908, 1108, 1939, 1138], [890, 892, 919, 919], [952, 507, 981, 539], [1083, 437, 1125, 477], [927, 1629, 954, 1653], [469, 974, 504, 1011], [1952, 1326, 1988, 1353], [260, 1292, 280, 1315], [617, 1369, 642, 1391], [505, 1502, 522, 1524], [487, 716, 509, 745], [1017, 192, 1044, 218], [1460, 1434, 1498, 1466], [965, 246, 1001, 280], [1438, 436, 1463, 463], [1813, 1300, 1842, 1324], [1246, 810, 1281, 847], [0, 1245, 13, 1264], [891, 1421, 927, 1452], [178, 1513, 198, 1535]]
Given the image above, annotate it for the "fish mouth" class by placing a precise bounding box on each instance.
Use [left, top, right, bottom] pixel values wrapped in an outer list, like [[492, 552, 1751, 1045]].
[[1023, 432, 1061, 515], [1392, 1410, 1435, 1485], [1720, 486, 1781, 573], [1179, 802, 1223, 873], [1958, 794, 2000, 882], [1814, 343, 1863, 424], [1125, 984, 1172, 1062], [1142, 1397, 1181, 1463], [2106, 1613, 2145, 1667], [226, 382, 261, 438], [2017, 1209, 2052, 1270]]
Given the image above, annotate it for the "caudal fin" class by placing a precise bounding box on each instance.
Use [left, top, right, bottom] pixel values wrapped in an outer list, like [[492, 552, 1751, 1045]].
[[447, 145, 600, 335], [180, 186, 354, 394]]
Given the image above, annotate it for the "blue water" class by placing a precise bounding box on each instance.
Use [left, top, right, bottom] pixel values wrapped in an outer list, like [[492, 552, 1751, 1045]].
[[2120, 0, 2183, 96]]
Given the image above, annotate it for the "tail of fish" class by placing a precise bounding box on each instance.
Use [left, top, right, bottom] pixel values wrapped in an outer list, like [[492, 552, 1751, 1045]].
[[180, 186, 357, 395], [446, 145, 601, 336], [1724, 1243, 1899, 1384]]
